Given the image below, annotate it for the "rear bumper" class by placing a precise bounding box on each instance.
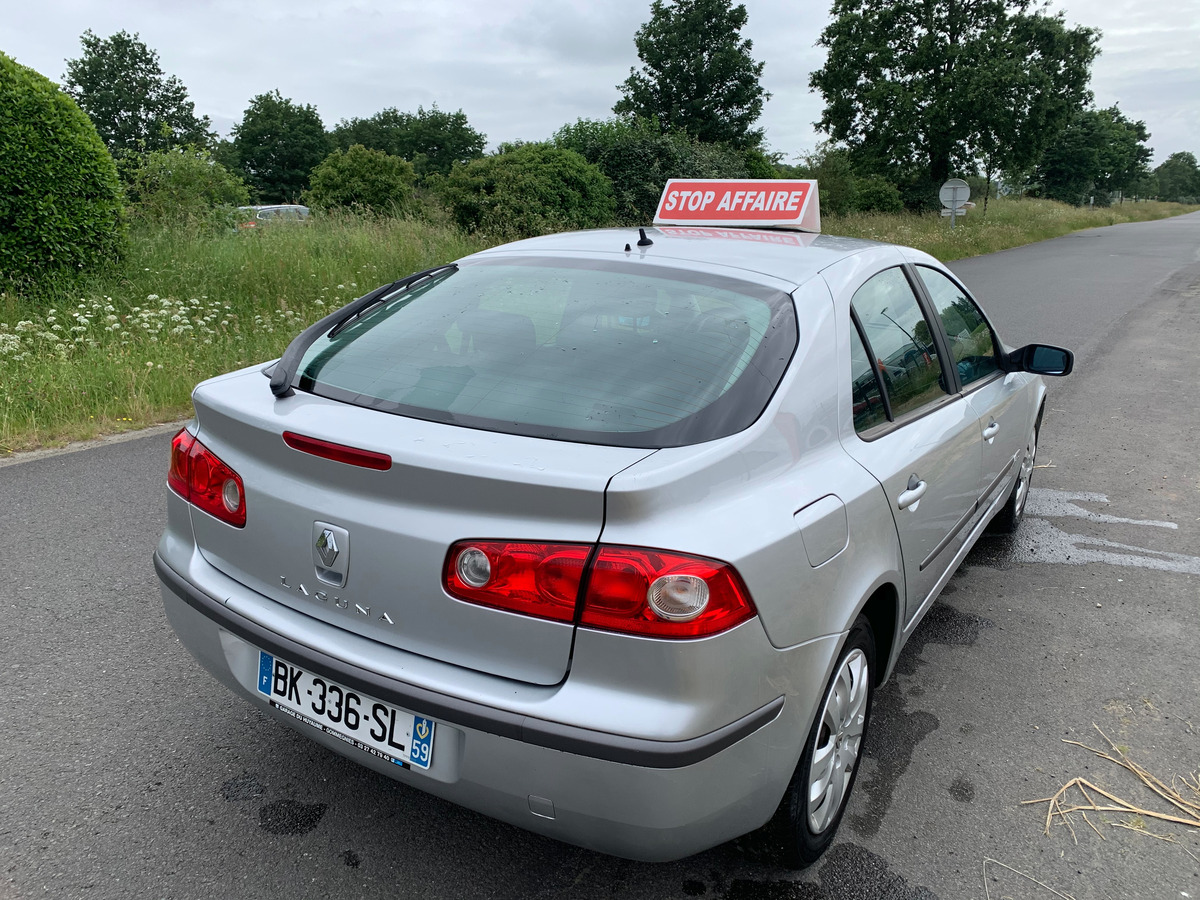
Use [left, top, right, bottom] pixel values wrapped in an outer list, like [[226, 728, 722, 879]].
[[155, 551, 782, 768], [155, 548, 836, 861]]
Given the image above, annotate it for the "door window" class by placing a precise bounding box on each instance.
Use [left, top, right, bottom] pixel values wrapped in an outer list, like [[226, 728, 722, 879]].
[[916, 266, 999, 388]]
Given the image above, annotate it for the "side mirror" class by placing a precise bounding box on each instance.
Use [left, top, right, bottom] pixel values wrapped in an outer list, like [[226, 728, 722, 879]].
[[1009, 344, 1074, 376]]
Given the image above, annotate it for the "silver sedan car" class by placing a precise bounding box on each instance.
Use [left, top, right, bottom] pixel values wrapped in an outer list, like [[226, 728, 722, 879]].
[[155, 222, 1071, 866]]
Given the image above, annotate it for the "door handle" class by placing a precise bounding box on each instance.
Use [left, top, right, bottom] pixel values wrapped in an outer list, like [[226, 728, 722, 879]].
[[982, 420, 1000, 443], [898, 475, 927, 510]]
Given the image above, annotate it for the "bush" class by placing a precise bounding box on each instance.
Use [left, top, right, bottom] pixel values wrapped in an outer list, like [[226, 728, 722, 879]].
[[853, 175, 903, 213], [789, 144, 857, 217], [305, 144, 417, 215], [553, 118, 752, 224], [0, 52, 125, 287], [897, 175, 943, 213], [434, 144, 616, 239], [120, 145, 249, 225]]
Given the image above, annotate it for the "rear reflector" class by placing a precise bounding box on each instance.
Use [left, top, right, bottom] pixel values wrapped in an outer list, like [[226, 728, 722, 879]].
[[444, 540, 756, 638], [282, 431, 392, 470], [168, 428, 247, 527]]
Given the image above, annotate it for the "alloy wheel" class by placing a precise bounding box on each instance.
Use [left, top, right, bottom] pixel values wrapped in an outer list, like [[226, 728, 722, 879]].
[[806, 647, 870, 834]]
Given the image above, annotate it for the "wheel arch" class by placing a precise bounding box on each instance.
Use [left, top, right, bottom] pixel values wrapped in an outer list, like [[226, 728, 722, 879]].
[[855, 581, 900, 686]]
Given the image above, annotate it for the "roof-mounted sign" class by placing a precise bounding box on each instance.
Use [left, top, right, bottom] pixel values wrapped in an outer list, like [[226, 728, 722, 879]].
[[653, 179, 820, 232]]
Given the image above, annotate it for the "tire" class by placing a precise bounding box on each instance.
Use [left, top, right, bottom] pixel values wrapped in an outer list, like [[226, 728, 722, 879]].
[[765, 616, 875, 868], [989, 409, 1042, 534]]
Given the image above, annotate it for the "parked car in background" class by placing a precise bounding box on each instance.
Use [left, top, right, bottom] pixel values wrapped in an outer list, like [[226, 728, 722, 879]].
[[157, 181, 1072, 867], [237, 204, 310, 229]]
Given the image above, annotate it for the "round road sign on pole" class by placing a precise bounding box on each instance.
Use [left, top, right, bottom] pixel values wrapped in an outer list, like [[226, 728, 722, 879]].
[[939, 178, 971, 210], [939, 178, 970, 230]]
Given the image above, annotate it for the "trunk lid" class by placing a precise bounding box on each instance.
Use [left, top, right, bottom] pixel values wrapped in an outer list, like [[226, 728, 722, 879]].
[[188, 367, 654, 685]]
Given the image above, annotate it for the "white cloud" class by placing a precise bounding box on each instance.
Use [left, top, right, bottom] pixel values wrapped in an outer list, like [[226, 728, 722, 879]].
[[2, 0, 1197, 161]]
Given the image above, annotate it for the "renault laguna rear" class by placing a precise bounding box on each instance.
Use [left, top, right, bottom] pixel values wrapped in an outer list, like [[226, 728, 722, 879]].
[[156, 180, 1069, 864]]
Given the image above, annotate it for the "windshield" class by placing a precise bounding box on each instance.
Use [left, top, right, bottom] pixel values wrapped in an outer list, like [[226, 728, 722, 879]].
[[295, 256, 797, 448]]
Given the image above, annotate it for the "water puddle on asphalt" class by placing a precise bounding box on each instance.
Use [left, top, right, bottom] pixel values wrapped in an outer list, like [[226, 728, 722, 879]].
[[981, 488, 1200, 574]]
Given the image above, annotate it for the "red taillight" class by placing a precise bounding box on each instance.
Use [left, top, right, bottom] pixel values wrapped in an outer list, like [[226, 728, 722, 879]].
[[443, 541, 590, 623], [283, 431, 392, 471], [168, 428, 194, 500], [443, 541, 756, 638], [167, 428, 247, 527], [581, 547, 755, 638]]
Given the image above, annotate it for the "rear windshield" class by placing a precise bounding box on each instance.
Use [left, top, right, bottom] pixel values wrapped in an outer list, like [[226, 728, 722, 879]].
[[295, 256, 797, 448]]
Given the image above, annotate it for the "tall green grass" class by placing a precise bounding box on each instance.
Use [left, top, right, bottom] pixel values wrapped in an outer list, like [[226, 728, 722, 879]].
[[0, 215, 487, 451], [0, 198, 1194, 452]]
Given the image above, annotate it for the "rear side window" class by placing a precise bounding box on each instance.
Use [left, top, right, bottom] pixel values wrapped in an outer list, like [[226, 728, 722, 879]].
[[849, 322, 889, 432], [296, 258, 797, 448], [850, 267, 950, 421]]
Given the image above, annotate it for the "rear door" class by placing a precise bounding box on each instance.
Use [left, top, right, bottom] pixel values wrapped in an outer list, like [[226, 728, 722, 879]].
[[828, 260, 982, 624]]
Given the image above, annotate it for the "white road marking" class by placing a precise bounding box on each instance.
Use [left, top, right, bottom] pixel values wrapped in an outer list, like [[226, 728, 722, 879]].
[[1013, 489, 1200, 574], [1025, 488, 1178, 530]]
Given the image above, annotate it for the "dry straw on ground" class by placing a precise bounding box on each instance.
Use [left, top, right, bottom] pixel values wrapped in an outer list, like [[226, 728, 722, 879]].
[[1024, 723, 1200, 862]]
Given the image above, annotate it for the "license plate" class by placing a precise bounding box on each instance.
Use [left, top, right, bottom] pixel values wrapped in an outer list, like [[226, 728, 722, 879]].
[[256, 650, 434, 769]]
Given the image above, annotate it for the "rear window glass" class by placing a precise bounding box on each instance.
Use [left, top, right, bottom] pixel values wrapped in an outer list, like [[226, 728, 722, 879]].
[[295, 257, 797, 447]]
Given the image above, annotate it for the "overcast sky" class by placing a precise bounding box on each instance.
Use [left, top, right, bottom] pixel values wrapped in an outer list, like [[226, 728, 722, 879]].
[[3, 0, 1198, 166]]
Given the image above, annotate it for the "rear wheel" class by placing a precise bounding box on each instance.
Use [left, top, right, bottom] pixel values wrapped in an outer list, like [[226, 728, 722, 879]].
[[768, 617, 875, 868]]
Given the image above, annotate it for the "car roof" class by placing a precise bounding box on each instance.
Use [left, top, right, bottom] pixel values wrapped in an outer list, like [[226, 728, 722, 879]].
[[465, 226, 895, 288]]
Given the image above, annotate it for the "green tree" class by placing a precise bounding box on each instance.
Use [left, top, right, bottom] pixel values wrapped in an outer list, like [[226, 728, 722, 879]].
[[1092, 107, 1151, 201], [227, 90, 329, 203], [614, 0, 769, 149], [63, 30, 213, 153], [120, 145, 249, 224], [1037, 107, 1153, 205], [1036, 111, 1101, 205], [0, 52, 125, 286], [811, 0, 1098, 188], [305, 145, 417, 214], [1154, 152, 1200, 203], [553, 117, 754, 224], [434, 144, 616, 239], [331, 105, 485, 178]]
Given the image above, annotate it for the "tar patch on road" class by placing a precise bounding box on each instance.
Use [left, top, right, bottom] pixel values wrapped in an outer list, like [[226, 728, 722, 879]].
[[893, 600, 993, 678], [684, 843, 937, 899], [847, 602, 991, 836], [221, 773, 265, 802], [258, 799, 327, 835], [948, 775, 975, 803]]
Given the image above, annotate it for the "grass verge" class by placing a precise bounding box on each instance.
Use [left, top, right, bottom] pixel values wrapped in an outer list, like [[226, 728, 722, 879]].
[[0, 198, 1195, 454], [833, 197, 1193, 261]]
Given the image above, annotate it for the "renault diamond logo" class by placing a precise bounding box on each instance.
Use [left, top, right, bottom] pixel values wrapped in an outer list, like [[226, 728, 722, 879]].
[[312, 521, 350, 586], [315, 529, 339, 567]]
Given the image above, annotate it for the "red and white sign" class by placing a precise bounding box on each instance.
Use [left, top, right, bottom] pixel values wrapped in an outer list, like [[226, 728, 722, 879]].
[[653, 179, 820, 232]]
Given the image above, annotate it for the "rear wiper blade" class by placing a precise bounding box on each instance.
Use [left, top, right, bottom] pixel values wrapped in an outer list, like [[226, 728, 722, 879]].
[[269, 263, 458, 398]]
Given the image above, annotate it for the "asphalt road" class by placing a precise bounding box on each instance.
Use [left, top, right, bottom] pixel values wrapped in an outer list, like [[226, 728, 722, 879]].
[[3, 213, 1199, 900]]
